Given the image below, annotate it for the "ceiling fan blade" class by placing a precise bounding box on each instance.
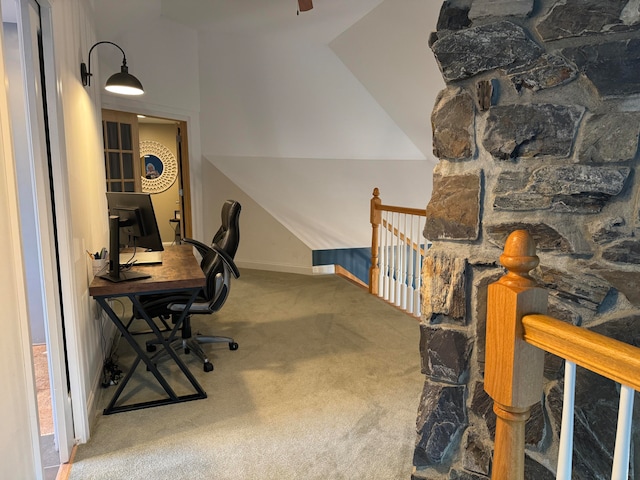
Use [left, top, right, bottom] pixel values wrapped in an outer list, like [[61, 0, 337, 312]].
[[298, 0, 313, 12]]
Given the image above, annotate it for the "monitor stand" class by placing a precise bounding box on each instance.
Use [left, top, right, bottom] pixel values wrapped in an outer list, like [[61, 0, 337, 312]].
[[98, 215, 151, 283], [99, 269, 150, 283]]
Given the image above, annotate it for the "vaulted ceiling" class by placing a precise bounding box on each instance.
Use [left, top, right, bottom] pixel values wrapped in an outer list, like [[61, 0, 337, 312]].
[[95, 0, 444, 249]]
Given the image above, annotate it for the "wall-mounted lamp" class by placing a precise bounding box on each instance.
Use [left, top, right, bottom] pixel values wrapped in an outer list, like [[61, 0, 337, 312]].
[[80, 41, 144, 96]]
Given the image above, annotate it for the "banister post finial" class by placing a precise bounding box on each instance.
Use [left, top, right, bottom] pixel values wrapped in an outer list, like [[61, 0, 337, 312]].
[[485, 229, 546, 480], [499, 230, 539, 288], [370, 187, 382, 224]]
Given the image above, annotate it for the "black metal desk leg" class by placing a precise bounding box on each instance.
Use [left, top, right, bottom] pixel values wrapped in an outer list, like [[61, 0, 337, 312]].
[[96, 292, 206, 414], [131, 293, 207, 397]]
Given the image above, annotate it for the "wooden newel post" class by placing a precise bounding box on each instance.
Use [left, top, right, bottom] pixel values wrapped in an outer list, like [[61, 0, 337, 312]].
[[369, 187, 382, 295], [485, 230, 547, 480]]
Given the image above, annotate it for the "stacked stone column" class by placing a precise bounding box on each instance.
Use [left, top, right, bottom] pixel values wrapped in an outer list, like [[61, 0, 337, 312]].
[[414, 1, 640, 479]]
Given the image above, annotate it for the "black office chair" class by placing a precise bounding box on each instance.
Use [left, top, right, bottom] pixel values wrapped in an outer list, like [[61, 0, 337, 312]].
[[140, 200, 242, 372], [140, 244, 239, 372], [124, 200, 241, 336]]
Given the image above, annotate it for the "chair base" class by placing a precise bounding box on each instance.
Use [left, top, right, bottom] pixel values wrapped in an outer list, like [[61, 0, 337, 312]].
[[146, 334, 238, 373], [183, 334, 239, 372]]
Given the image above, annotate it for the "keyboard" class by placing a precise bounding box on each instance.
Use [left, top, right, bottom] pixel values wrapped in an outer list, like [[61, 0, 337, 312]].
[[119, 250, 163, 265]]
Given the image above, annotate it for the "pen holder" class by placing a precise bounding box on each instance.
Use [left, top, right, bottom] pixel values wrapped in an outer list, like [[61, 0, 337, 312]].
[[92, 258, 108, 276]]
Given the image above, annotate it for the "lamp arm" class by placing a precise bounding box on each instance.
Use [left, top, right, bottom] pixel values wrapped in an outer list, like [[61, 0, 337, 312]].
[[83, 41, 127, 87]]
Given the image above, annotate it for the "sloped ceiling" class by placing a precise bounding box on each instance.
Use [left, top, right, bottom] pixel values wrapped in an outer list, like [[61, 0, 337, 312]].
[[99, 0, 444, 250]]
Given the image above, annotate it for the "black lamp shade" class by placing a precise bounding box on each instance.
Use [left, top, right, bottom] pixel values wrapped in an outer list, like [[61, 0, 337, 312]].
[[82, 42, 145, 96], [105, 64, 144, 96]]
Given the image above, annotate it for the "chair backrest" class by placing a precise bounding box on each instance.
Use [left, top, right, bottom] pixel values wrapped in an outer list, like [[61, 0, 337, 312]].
[[212, 200, 241, 259]]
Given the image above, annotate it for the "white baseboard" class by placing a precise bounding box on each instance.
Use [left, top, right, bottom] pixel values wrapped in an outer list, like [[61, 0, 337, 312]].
[[311, 264, 335, 275], [235, 260, 334, 276], [86, 375, 100, 436]]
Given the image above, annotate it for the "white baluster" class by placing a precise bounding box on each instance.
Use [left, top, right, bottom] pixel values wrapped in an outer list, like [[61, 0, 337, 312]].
[[389, 212, 396, 305], [384, 212, 393, 301], [382, 211, 389, 301], [414, 218, 423, 318], [377, 223, 384, 298], [400, 214, 411, 310], [556, 361, 576, 480], [406, 215, 416, 315], [398, 213, 404, 309], [611, 385, 634, 480]]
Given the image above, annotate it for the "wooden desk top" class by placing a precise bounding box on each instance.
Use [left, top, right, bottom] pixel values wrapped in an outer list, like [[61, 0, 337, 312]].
[[89, 244, 205, 298]]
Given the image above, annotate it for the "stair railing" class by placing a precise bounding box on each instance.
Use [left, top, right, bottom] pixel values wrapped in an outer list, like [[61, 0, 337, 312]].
[[485, 230, 640, 480], [369, 187, 426, 318]]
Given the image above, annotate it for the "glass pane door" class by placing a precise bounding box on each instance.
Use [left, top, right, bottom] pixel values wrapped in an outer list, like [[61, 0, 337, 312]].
[[102, 110, 141, 192]]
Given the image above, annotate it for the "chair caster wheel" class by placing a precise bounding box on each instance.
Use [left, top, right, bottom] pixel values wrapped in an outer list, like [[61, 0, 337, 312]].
[[229, 342, 239, 350], [184, 347, 191, 354], [203, 362, 214, 372], [146, 344, 157, 353]]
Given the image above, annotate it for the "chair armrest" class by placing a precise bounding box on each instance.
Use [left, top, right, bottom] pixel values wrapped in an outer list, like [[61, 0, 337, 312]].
[[210, 244, 240, 279], [183, 237, 211, 258], [184, 239, 240, 278]]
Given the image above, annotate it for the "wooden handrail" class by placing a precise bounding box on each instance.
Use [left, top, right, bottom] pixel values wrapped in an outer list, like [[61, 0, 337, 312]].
[[522, 314, 640, 391], [377, 204, 426, 216], [381, 219, 426, 257]]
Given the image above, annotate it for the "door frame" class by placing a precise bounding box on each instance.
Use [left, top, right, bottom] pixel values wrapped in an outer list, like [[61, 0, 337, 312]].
[[18, 0, 76, 461], [4, 0, 77, 471], [176, 120, 192, 239], [35, 0, 80, 456], [100, 109, 193, 239]]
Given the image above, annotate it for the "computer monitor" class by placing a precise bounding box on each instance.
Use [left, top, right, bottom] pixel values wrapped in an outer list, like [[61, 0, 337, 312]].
[[99, 192, 164, 282]]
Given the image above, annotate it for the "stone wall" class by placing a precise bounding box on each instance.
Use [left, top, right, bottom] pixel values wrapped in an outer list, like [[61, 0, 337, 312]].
[[413, 1, 640, 478]]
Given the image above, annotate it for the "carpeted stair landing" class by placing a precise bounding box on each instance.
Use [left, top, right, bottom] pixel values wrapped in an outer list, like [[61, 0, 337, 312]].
[[69, 269, 423, 479]]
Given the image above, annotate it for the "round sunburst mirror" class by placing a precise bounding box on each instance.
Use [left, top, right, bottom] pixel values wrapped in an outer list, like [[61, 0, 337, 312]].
[[140, 140, 178, 194]]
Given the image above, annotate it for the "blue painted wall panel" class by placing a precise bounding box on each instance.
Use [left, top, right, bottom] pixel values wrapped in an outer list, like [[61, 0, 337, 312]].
[[312, 247, 371, 283]]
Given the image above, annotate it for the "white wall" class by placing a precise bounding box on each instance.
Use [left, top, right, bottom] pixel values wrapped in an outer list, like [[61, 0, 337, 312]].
[[0, 7, 40, 476], [47, 0, 114, 440], [92, 0, 445, 270], [93, 0, 200, 114], [209, 156, 434, 250], [203, 161, 312, 273], [330, 0, 442, 161], [198, 0, 444, 251], [92, 0, 206, 240]]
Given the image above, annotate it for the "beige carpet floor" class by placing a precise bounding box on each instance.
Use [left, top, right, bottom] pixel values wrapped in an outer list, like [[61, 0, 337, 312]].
[[68, 269, 423, 479]]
